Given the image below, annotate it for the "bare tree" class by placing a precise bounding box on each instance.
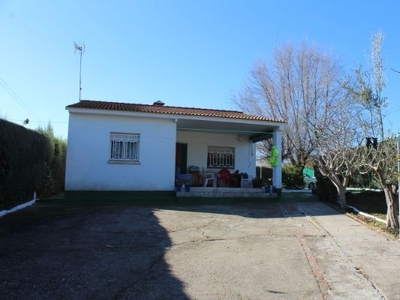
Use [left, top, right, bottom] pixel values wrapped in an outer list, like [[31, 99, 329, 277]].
[[358, 137, 399, 228], [233, 41, 348, 176], [311, 96, 364, 207], [348, 31, 398, 229]]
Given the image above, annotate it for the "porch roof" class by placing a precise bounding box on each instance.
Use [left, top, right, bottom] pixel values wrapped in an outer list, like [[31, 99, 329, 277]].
[[66, 100, 285, 139]]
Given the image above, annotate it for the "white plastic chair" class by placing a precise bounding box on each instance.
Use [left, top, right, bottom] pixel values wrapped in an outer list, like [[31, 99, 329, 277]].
[[241, 175, 252, 188], [203, 172, 216, 187]]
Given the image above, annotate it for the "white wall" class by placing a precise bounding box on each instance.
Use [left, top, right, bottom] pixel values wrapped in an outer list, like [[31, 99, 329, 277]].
[[65, 113, 177, 191], [177, 131, 256, 178]]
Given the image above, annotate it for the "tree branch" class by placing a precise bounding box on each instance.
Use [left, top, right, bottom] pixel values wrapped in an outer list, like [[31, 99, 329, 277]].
[[391, 67, 400, 74]]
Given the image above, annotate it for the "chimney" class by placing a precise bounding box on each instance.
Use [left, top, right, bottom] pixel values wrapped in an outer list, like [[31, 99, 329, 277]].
[[153, 100, 165, 106]]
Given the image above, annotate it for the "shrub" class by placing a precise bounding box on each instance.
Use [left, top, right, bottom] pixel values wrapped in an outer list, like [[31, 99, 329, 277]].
[[0, 120, 67, 210], [37, 124, 67, 198], [0, 119, 48, 210], [315, 169, 337, 204], [282, 164, 303, 189]]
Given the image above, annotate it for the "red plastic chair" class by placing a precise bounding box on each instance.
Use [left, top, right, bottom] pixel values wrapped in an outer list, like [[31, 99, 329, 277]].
[[217, 168, 231, 187]]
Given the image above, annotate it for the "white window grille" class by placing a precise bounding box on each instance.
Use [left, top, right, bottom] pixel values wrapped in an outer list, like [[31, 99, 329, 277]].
[[110, 133, 140, 162], [207, 146, 235, 169]]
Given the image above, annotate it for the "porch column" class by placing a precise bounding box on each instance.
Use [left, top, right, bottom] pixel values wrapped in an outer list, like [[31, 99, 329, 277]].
[[272, 129, 283, 195]]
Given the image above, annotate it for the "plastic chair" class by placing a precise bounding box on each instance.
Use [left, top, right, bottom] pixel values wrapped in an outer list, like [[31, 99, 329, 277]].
[[217, 168, 231, 187], [203, 172, 216, 187], [241, 176, 252, 188]]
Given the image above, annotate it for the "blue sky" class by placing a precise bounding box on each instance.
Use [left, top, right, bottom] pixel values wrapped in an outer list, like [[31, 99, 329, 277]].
[[1, 0, 400, 139]]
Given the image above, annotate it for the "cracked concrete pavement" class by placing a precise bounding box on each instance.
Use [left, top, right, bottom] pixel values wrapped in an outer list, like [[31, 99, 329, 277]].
[[1, 197, 400, 299]]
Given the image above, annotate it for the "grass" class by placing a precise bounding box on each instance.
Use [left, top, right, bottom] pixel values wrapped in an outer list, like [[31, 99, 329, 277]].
[[345, 190, 399, 238]]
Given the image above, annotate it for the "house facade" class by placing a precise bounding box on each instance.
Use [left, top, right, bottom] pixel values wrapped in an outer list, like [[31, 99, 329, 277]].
[[65, 100, 285, 193]]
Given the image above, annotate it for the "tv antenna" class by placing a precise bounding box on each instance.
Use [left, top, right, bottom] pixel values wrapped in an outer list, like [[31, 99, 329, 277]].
[[74, 41, 85, 101]]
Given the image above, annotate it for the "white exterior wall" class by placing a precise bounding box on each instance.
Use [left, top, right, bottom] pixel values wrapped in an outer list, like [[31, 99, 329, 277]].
[[65, 113, 176, 191], [177, 131, 257, 177]]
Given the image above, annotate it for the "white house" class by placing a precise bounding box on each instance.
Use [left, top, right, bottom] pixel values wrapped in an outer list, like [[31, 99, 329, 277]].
[[65, 100, 285, 194]]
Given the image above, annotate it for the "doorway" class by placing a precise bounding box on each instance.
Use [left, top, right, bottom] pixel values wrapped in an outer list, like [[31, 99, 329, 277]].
[[175, 143, 188, 175]]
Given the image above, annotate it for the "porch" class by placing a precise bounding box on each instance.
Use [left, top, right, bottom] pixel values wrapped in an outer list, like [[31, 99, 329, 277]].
[[175, 117, 284, 193], [176, 187, 278, 198]]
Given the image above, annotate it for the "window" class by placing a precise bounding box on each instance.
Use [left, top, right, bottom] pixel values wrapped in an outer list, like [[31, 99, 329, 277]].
[[207, 146, 235, 169], [110, 132, 140, 162]]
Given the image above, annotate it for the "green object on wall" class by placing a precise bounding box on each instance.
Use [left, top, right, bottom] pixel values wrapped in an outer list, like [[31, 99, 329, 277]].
[[269, 145, 279, 167]]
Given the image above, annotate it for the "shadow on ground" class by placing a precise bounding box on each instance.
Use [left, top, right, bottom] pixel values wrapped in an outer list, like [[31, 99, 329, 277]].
[[0, 202, 189, 300]]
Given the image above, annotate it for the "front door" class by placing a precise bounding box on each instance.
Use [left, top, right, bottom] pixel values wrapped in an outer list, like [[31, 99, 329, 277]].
[[175, 143, 188, 174]]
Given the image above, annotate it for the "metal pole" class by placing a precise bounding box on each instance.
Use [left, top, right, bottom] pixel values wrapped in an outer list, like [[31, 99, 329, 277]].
[[74, 41, 85, 101], [79, 49, 82, 101]]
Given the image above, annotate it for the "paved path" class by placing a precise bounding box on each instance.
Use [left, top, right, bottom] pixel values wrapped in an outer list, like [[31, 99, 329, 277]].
[[1, 199, 400, 299]]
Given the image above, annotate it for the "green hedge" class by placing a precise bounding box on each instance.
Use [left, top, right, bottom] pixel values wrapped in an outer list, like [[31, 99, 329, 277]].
[[315, 169, 337, 204], [36, 125, 67, 198], [0, 120, 66, 210]]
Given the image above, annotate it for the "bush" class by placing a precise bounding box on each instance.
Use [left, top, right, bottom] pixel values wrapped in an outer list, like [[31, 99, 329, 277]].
[[37, 124, 67, 198], [0, 120, 67, 210], [349, 172, 381, 189], [282, 164, 303, 189], [315, 169, 337, 204], [0, 119, 48, 210]]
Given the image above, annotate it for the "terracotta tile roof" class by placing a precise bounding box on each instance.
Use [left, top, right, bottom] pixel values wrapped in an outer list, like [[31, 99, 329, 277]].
[[66, 100, 285, 123]]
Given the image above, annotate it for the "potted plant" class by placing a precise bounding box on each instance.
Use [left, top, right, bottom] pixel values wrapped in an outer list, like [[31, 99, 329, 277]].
[[184, 181, 192, 192], [175, 179, 184, 192]]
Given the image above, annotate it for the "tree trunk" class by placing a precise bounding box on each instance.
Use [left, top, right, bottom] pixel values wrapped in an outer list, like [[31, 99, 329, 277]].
[[376, 167, 399, 230], [383, 184, 399, 230], [327, 174, 347, 208], [336, 185, 347, 208], [299, 165, 305, 187]]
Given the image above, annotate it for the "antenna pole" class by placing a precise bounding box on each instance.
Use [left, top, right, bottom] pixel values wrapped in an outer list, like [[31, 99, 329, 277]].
[[74, 42, 85, 101], [78, 48, 82, 101]]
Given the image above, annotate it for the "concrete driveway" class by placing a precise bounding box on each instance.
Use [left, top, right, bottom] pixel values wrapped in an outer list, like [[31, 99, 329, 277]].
[[1, 196, 400, 300]]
